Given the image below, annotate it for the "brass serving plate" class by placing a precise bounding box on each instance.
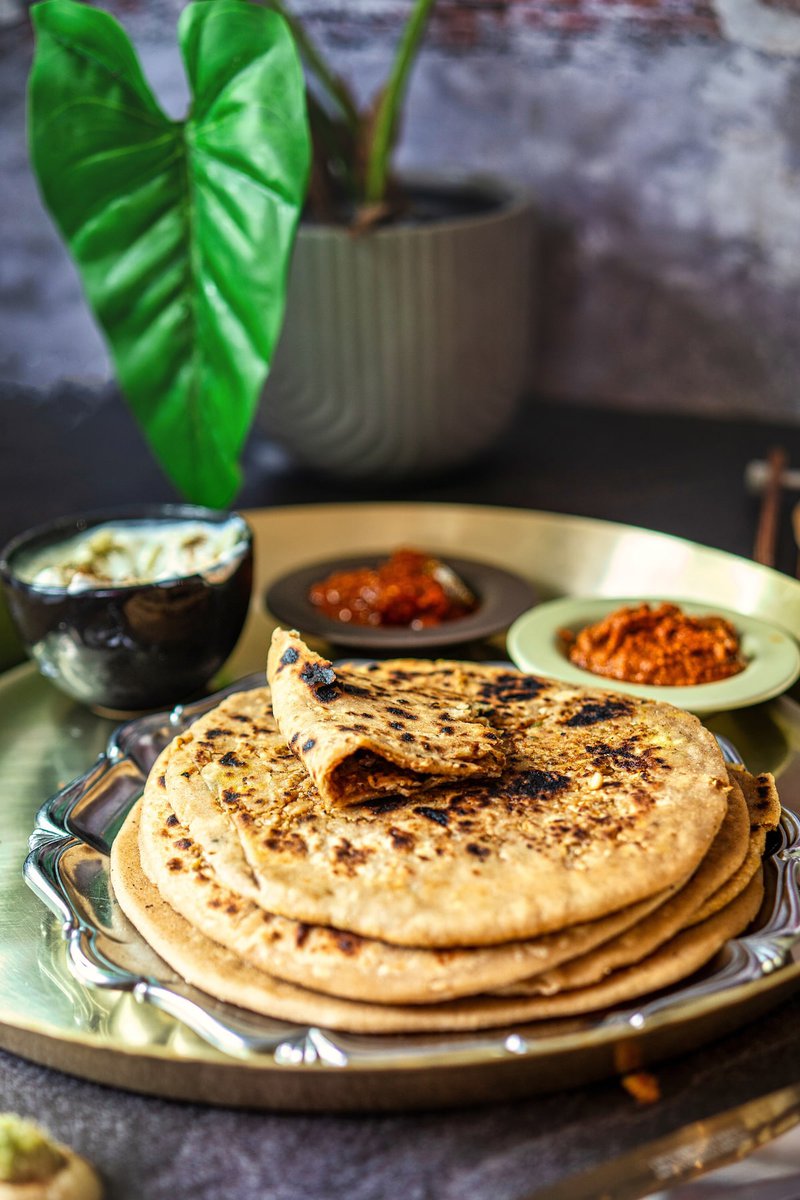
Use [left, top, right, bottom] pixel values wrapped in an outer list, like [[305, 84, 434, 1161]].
[[3, 502, 800, 1112]]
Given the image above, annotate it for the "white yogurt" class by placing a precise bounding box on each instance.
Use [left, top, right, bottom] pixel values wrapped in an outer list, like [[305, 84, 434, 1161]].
[[16, 517, 248, 592]]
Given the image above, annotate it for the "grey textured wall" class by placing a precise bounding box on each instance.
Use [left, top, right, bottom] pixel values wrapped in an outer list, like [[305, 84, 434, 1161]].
[[2, 0, 800, 419]]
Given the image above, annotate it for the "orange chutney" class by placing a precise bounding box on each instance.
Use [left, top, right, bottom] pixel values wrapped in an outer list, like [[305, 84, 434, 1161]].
[[562, 602, 746, 686], [308, 548, 475, 629]]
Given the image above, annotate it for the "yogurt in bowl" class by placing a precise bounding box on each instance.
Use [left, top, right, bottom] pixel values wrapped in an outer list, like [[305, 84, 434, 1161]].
[[0, 505, 253, 712], [14, 517, 248, 592]]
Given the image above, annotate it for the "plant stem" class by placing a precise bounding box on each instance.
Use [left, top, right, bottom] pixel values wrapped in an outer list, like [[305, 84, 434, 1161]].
[[364, 0, 436, 205]]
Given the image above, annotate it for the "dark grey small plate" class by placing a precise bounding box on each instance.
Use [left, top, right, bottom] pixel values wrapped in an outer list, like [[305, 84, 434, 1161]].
[[264, 553, 538, 650]]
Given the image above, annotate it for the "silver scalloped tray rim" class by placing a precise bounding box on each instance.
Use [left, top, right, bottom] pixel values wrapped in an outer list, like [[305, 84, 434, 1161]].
[[22, 674, 800, 1072]]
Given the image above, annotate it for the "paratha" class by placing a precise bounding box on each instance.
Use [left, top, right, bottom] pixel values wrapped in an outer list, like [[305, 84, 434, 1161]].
[[163, 692, 306, 907], [688, 765, 781, 927], [175, 666, 729, 946], [266, 629, 506, 805], [494, 769, 753, 996], [137, 755, 680, 1004], [111, 802, 764, 1034]]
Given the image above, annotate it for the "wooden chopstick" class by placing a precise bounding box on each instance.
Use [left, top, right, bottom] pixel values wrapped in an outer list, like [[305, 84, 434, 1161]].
[[791, 502, 800, 579], [753, 446, 787, 568]]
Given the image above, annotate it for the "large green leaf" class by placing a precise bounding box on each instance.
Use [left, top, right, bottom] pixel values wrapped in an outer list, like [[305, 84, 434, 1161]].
[[29, 0, 311, 506]]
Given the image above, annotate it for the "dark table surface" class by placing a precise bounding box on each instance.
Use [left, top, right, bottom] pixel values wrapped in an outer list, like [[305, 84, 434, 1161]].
[[3, 380, 800, 1200], [5, 379, 800, 569]]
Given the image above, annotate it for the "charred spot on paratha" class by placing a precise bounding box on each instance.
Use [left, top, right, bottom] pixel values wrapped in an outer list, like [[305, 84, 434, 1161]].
[[262, 830, 308, 857], [467, 843, 491, 859], [300, 660, 338, 690], [755, 777, 775, 810], [509, 769, 571, 801], [219, 751, 245, 768], [563, 698, 634, 727], [333, 931, 362, 956], [389, 827, 416, 850], [386, 706, 417, 720], [415, 806, 450, 827], [342, 682, 371, 698], [353, 795, 411, 816], [279, 647, 299, 667], [476, 673, 547, 704], [585, 738, 666, 780], [333, 839, 372, 874]]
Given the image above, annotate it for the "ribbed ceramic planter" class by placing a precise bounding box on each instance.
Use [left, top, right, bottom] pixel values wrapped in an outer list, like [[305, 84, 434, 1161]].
[[259, 180, 534, 479]]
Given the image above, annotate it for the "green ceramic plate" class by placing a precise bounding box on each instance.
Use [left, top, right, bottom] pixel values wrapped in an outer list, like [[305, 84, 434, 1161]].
[[507, 597, 800, 714]]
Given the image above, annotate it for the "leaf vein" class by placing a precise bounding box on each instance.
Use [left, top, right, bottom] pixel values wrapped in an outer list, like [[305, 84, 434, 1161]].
[[200, 249, 264, 363], [44, 31, 166, 128], [71, 150, 183, 243], [193, 144, 298, 211], [34, 96, 170, 138], [68, 132, 177, 174]]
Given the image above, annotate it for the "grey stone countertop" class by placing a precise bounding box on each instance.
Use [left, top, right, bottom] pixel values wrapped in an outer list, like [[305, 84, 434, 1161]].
[[3, 381, 800, 1199], [2, 996, 800, 1200]]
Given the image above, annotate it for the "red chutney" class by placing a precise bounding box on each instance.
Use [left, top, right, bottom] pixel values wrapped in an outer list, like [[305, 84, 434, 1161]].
[[308, 549, 475, 629], [562, 602, 746, 687]]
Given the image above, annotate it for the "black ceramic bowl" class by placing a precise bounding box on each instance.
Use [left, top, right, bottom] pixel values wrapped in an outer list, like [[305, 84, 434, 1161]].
[[0, 504, 253, 712]]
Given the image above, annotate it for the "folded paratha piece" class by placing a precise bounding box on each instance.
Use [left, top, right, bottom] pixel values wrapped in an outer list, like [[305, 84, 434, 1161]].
[[266, 628, 505, 805]]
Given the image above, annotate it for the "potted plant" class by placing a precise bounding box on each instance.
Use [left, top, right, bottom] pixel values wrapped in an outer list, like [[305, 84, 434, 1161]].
[[29, 0, 533, 499], [261, 0, 535, 479]]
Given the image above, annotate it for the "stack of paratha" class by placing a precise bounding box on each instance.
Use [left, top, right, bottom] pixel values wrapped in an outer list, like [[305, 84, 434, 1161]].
[[110, 628, 781, 1033]]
